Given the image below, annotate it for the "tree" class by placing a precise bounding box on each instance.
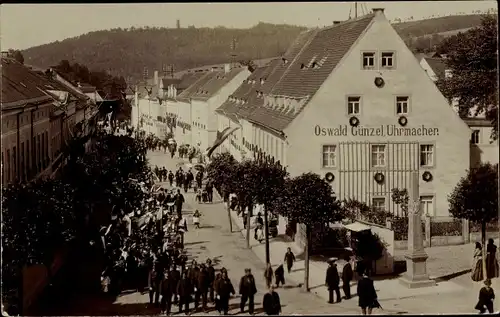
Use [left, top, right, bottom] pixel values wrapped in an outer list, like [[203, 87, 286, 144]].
[[436, 15, 498, 139], [206, 152, 239, 232], [2, 178, 77, 311], [272, 173, 344, 291], [448, 162, 498, 279], [242, 160, 289, 262], [8, 49, 24, 64], [238, 59, 257, 72]]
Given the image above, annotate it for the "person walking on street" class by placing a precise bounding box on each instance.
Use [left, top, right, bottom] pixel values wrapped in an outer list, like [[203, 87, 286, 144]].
[[149, 261, 163, 307], [206, 181, 213, 203], [264, 263, 274, 289], [177, 270, 193, 315], [183, 177, 189, 193], [239, 268, 257, 314], [486, 239, 499, 279], [217, 271, 235, 315], [206, 259, 216, 303], [175, 189, 185, 219], [160, 270, 174, 315], [213, 272, 222, 313], [325, 258, 341, 304], [170, 266, 181, 305], [168, 171, 174, 187], [475, 278, 495, 314], [342, 256, 354, 299], [195, 264, 209, 311], [274, 264, 285, 288], [284, 247, 296, 274], [263, 285, 282, 315], [357, 266, 380, 315]]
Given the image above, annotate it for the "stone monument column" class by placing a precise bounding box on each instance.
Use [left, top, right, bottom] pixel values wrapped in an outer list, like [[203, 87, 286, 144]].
[[399, 171, 436, 288]]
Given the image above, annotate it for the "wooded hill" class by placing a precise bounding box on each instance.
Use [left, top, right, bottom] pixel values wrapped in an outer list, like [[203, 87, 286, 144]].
[[22, 15, 486, 81]]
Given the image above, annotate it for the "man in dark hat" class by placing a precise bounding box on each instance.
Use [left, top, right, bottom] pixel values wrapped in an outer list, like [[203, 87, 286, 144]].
[[239, 268, 257, 314], [325, 258, 341, 304]]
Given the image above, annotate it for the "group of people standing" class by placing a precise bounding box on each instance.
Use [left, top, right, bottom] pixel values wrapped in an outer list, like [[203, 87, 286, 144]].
[[472, 239, 498, 314]]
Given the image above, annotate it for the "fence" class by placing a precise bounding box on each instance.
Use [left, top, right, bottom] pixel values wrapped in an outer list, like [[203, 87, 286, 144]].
[[392, 216, 499, 249]]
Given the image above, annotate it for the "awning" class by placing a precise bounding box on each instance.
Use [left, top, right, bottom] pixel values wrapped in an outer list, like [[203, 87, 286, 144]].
[[344, 222, 371, 232]]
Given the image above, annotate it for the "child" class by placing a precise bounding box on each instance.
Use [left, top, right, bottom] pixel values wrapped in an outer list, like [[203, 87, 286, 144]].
[[196, 189, 202, 203], [475, 279, 495, 314], [193, 210, 201, 229]]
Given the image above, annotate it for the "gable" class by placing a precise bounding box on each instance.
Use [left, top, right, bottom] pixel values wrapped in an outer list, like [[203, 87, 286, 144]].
[[288, 11, 471, 137]]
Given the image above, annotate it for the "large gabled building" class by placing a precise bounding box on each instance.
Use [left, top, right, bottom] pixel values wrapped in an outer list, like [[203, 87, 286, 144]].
[[216, 9, 473, 244]]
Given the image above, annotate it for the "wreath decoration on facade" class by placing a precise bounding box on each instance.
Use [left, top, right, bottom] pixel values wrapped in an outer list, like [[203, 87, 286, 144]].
[[398, 116, 408, 127], [325, 172, 335, 183], [422, 171, 433, 182], [374, 172, 385, 184], [349, 116, 360, 127], [374, 77, 385, 88]]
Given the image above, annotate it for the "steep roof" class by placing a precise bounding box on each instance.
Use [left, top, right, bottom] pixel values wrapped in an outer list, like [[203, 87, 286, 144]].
[[190, 68, 246, 101], [176, 67, 246, 102], [424, 57, 447, 79], [2, 57, 54, 109], [215, 29, 318, 126], [246, 14, 375, 132], [215, 66, 272, 122]]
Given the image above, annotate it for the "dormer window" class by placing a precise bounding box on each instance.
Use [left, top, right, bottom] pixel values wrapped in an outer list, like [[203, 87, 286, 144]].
[[282, 58, 288, 65], [312, 62, 319, 69], [260, 78, 265, 85], [445, 69, 452, 78], [300, 63, 306, 69]]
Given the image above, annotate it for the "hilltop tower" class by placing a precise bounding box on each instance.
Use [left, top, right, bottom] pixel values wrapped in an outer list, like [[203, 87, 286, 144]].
[[176, 19, 181, 29]]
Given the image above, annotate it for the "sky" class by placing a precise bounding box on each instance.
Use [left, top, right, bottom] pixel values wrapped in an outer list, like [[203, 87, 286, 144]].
[[1, 1, 497, 50]]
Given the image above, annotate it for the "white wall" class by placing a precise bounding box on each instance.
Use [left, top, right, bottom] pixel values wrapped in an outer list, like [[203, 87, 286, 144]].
[[284, 11, 471, 217]]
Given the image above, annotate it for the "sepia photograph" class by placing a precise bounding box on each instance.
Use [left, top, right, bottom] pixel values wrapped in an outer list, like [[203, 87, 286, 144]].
[[1, 1, 498, 316]]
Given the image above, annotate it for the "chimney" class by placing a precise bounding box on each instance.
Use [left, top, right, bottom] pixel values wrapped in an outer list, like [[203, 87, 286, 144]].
[[372, 8, 385, 15], [333, 21, 341, 25], [154, 70, 159, 86], [224, 63, 231, 73]]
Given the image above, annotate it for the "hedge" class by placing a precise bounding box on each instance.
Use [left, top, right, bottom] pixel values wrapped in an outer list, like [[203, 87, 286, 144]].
[[393, 217, 425, 240], [430, 219, 462, 236], [470, 221, 499, 232]]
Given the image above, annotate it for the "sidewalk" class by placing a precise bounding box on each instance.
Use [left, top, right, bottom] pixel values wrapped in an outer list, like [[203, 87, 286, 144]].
[[227, 205, 500, 314]]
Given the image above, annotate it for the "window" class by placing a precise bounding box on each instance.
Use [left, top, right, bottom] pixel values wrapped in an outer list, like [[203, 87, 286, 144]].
[[471, 130, 480, 144], [41, 135, 45, 168], [347, 96, 361, 115], [20, 142, 25, 180], [37, 135, 41, 171], [362, 52, 375, 68], [322, 145, 337, 168], [6, 149, 10, 183], [12, 146, 17, 181], [372, 198, 386, 212], [371, 144, 386, 167], [381, 52, 394, 68], [420, 144, 434, 167], [25, 141, 29, 174], [420, 196, 434, 216], [396, 96, 409, 115]]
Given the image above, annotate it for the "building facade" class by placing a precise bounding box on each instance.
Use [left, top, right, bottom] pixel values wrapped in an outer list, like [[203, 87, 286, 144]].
[[2, 58, 97, 184], [217, 9, 473, 223]]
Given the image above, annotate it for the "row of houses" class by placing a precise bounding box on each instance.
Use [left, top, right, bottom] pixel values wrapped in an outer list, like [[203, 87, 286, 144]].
[[1, 56, 101, 185], [132, 9, 497, 225]]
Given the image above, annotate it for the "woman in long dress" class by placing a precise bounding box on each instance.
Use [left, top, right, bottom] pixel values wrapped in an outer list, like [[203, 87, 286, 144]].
[[486, 238, 499, 279], [472, 242, 484, 282]]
